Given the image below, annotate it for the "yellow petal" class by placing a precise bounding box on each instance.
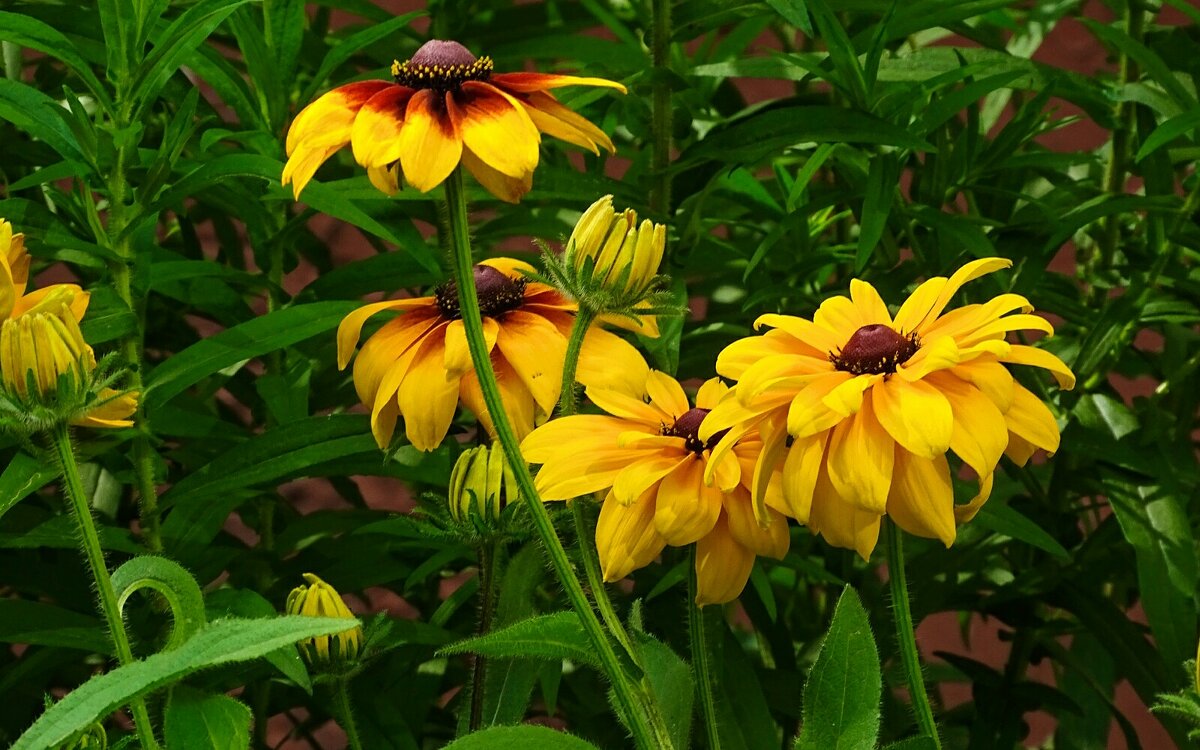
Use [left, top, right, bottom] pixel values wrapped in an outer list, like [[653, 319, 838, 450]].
[[397, 89, 463, 192], [693, 516, 756, 606], [825, 399, 893, 513], [576, 327, 650, 397], [919, 257, 1012, 332], [695, 378, 729, 410], [724, 493, 789, 559], [350, 85, 413, 168], [337, 298, 432, 370], [887, 451, 956, 547], [822, 373, 880, 417], [808, 463, 882, 560], [1000, 344, 1076, 390], [896, 335, 960, 381], [891, 277, 946, 334], [787, 372, 853, 437], [613, 454, 689, 505], [754, 313, 842, 356], [849, 279, 891, 325], [1005, 382, 1061, 456], [451, 82, 540, 179], [460, 356, 538, 443], [870, 377, 953, 459], [645, 370, 690, 418], [750, 415, 788, 525], [588, 384, 668, 426], [950, 357, 1014, 411], [813, 295, 866, 339], [780, 431, 827, 523], [597, 489, 667, 582], [286, 80, 392, 154], [395, 336, 460, 451], [443, 317, 498, 376], [654, 458, 721, 545], [494, 310, 567, 414], [460, 146, 531, 203]]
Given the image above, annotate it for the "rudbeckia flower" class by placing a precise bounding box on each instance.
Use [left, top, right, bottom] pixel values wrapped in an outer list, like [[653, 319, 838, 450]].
[[0, 219, 88, 323], [521, 371, 789, 606], [337, 257, 650, 452], [283, 39, 626, 203], [701, 258, 1075, 559]]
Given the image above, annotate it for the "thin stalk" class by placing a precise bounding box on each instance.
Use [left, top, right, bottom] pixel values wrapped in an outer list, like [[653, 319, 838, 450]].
[[557, 306, 595, 417], [442, 167, 672, 750], [650, 0, 672, 219], [331, 679, 363, 750], [468, 539, 500, 731], [52, 423, 160, 749], [1096, 0, 1145, 277], [688, 552, 721, 750], [570, 499, 635, 656], [885, 520, 941, 747]]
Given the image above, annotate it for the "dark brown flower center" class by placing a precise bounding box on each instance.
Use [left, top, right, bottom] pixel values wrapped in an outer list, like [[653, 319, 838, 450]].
[[435, 265, 527, 320], [392, 40, 494, 91], [830, 324, 920, 375], [663, 407, 726, 454]]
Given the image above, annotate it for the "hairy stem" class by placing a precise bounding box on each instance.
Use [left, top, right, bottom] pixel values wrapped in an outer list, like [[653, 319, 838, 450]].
[[442, 167, 671, 750], [885, 520, 941, 747], [557, 306, 595, 417], [689, 552, 721, 750], [570, 499, 636, 656], [468, 539, 500, 731], [332, 679, 363, 750], [52, 424, 160, 749], [650, 0, 673, 220]]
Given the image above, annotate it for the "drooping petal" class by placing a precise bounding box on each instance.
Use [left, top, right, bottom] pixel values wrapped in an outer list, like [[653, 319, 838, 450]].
[[287, 80, 394, 154], [808, 463, 881, 560], [351, 85, 415, 168], [460, 146, 532, 204], [787, 371, 854, 437], [337, 297, 434, 370], [451, 82, 540, 179], [724, 493, 790, 559], [443, 317, 498, 377], [693, 516, 756, 606], [923, 371, 1007, 480], [750, 415, 788, 525], [1000, 345, 1076, 390], [490, 72, 628, 94], [825, 398, 893, 513], [494, 310, 567, 414], [395, 334, 460, 451], [281, 144, 341, 199], [397, 89, 463, 191], [654, 458, 721, 545], [887, 450, 956, 547], [576, 327, 651, 397], [780, 431, 828, 523], [1005, 382, 1061, 456], [612, 454, 689, 505], [366, 163, 400, 195], [518, 90, 615, 153], [461, 355, 538, 442], [950, 357, 1014, 411], [73, 389, 138, 429], [596, 489, 666, 582], [352, 312, 443, 405], [870, 376, 953, 459]]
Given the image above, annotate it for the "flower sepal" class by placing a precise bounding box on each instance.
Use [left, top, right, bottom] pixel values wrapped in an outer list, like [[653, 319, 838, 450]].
[[443, 443, 524, 543]]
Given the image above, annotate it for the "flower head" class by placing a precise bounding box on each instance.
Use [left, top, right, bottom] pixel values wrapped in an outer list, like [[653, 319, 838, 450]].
[[337, 257, 649, 452], [701, 258, 1075, 559], [521, 371, 789, 606], [0, 219, 88, 323], [283, 39, 626, 203], [286, 573, 364, 670]]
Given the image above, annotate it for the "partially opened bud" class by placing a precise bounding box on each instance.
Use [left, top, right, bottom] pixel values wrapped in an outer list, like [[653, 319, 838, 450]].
[[566, 195, 665, 297], [448, 443, 517, 528], [0, 304, 94, 399], [286, 573, 364, 671]]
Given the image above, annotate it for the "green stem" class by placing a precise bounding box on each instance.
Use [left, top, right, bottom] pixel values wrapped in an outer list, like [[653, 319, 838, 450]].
[[570, 499, 635, 656], [557, 306, 595, 417], [442, 168, 671, 750], [885, 520, 941, 747], [332, 679, 363, 750], [51, 423, 160, 750], [469, 539, 500, 731], [650, 0, 672, 220], [688, 552, 721, 750]]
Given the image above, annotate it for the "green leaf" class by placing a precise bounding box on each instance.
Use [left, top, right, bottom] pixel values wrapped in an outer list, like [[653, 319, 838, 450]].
[[0, 451, 58, 524], [805, 0, 868, 107], [12, 615, 357, 750], [1135, 109, 1200, 162], [301, 11, 426, 102], [881, 738, 939, 750], [972, 500, 1071, 561], [142, 301, 357, 413], [443, 725, 600, 750], [111, 556, 207, 651], [856, 153, 900, 270], [795, 586, 881, 750], [764, 0, 813, 35], [0, 599, 108, 653], [635, 633, 693, 750], [0, 11, 112, 108], [130, 0, 255, 112], [0, 79, 86, 163], [1082, 19, 1196, 109], [164, 686, 252, 750], [439, 612, 600, 668]]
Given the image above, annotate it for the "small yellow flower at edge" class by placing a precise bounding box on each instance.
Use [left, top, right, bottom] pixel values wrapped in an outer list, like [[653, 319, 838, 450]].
[[286, 573, 364, 670]]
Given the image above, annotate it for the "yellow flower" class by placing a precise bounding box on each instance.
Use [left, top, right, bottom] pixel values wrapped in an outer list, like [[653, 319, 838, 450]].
[[0, 219, 89, 323], [286, 573, 364, 669], [521, 371, 789, 606], [337, 257, 649, 452], [0, 303, 136, 429], [700, 258, 1075, 559], [283, 39, 625, 203]]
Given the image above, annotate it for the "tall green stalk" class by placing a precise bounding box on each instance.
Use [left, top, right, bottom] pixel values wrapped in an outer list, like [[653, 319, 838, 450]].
[[688, 553, 721, 750], [51, 424, 160, 750], [558, 307, 595, 418], [468, 539, 501, 731], [442, 167, 672, 749], [332, 679, 364, 750], [650, 0, 673, 220], [885, 519, 941, 748]]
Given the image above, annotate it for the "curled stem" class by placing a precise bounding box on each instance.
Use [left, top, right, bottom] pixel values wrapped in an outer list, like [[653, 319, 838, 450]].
[[442, 167, 672, 749], [51, 423, 160, 749], [885, 519, 941, 748]]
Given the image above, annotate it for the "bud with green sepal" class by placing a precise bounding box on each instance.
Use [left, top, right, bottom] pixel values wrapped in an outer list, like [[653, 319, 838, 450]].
[[286, 573, 365, 674], [447, 443, 520, 541]]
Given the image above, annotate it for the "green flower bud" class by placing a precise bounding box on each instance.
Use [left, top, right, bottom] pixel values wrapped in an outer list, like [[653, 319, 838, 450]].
[[448, 443, 516, 527], [285, 573, 364, 671]]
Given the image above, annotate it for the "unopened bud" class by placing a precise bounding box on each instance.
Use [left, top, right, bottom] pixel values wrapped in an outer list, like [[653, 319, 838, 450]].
[[286, 573, 364, 671]]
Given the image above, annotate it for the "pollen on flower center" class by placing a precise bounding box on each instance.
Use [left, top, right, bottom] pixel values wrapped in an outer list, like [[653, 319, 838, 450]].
[[392, 39, 494, 91], [435, 265, 527, 320], [664, 407, 726, 454], [830, 323, 920, 375]]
